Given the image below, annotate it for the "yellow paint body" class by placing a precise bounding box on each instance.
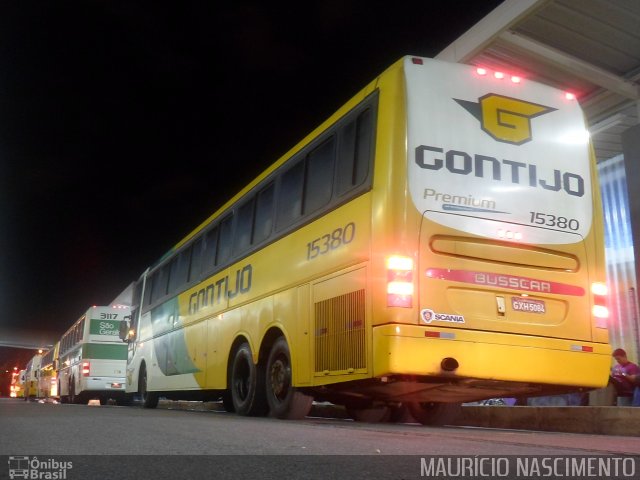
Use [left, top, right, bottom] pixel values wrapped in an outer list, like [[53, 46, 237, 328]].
[[128, 56, 610, 404]]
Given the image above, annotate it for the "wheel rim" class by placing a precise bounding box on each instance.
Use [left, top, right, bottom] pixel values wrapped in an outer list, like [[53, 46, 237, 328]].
[[269, 356, 290, 402]]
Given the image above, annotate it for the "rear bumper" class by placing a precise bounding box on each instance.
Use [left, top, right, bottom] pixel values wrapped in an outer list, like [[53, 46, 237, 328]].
[[84, 376, 127, 392], [373, 324, 611, 389]]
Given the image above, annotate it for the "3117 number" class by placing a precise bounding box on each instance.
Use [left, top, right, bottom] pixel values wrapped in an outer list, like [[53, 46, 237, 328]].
[[306, 223, 356, 260]]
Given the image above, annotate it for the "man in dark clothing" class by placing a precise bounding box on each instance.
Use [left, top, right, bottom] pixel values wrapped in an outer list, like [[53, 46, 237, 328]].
[[610, 348, 640, 406]]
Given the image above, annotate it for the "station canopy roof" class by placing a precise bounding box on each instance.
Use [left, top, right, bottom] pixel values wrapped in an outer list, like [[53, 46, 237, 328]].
[[436, 0, 640, 163]]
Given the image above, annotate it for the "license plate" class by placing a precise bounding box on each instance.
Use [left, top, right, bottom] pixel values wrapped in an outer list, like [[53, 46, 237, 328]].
[[511, 297, 546, 314]]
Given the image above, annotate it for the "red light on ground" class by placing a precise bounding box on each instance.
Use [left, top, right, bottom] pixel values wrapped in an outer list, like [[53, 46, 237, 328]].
[[476, 67, 487, 76]]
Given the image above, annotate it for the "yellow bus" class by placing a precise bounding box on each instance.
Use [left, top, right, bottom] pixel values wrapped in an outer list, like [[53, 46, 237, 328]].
[[23, 351, 43, 401], [9, 368, 24, 398], [121, 56, 610, 424]]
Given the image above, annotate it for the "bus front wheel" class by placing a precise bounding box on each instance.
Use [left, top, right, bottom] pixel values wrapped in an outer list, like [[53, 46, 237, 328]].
[[139, 365, 158, 409], [407, 401, 461, 426], [230, 342, 267, 416], [265, 337, 312, 420]]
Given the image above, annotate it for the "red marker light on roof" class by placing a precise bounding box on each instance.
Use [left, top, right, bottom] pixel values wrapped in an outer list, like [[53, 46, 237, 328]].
[[476, 67, 487, 76], [565, 92, 576, 100], [511, 76, 521, 83], [494, 71, 505, 79], [411, 57, 423, 65]]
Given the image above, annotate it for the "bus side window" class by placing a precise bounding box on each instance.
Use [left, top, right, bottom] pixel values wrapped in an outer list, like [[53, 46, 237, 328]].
[[149, 269, 165, 304], [202, 226, 219, 273], [253, 183, 274, 245], [234, 197, 255, 255], [167, 257, 182, 295], [170, 250, 189, 294], [276, 160, 304, 230], [159, 265, 170, 300], [143, 273, 155, 308], [303, 136, 335, 214], [217, 215, 234, 265], [188, 239, 203, 283], [337, 108, 373, 195]]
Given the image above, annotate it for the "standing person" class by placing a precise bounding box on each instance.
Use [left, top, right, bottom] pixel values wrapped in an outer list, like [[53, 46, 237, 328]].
[[610, 348, 640, 406]]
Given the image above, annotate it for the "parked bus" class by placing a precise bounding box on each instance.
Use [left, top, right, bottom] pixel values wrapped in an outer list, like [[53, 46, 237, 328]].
[[120, 56, 610, 424], [9, 368, 24, 398], [38, 342, 59, 399], [58, 305, 131, 404], [23, 352, 43, 401]]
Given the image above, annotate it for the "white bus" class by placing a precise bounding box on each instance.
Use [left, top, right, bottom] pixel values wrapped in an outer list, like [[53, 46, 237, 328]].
[[38, 342, 59, 399], [58, 305, 131, 404]]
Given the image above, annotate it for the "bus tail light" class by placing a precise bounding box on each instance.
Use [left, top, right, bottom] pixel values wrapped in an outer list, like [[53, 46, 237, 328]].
[[387, 255, 414, 308], [82, 362, 91, 377], [591, 282, 609, 321]]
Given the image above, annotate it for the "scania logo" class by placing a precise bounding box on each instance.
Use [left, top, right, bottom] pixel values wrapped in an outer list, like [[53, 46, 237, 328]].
[[454, 94, 556, 145]]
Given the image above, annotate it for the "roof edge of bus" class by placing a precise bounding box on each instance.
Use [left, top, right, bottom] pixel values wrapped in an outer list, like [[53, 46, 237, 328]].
[[165, 58, 406, 257]]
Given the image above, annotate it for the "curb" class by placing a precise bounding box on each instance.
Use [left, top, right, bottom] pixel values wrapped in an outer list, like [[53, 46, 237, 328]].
[[157, 400, 640, 436]]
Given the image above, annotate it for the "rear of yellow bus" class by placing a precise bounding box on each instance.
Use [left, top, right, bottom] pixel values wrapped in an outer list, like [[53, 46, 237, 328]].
[[372, 57, 610, 417]]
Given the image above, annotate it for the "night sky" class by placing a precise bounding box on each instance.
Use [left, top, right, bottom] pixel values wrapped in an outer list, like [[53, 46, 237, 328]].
[[0, 1, 504, 371]]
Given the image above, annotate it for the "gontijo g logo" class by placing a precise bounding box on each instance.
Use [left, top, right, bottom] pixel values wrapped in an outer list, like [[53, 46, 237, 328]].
[[454, 94, 556, 145]]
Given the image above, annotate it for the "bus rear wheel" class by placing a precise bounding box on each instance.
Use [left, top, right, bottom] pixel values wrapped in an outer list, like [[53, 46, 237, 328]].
[[59, 382, 68, 404], [230, 342, 267, 416], [139, 365, 158, 409], [265, 337, 312, 420], [407, 401, 461, 426], [69, 380, 77, 404]]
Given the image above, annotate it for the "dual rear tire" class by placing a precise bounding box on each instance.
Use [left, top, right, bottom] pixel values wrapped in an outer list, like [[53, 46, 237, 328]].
[[230, 338, 312, 419]]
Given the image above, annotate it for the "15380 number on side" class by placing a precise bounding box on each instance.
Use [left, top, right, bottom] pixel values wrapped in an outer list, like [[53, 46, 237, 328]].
[[306, 222, 356, 260]]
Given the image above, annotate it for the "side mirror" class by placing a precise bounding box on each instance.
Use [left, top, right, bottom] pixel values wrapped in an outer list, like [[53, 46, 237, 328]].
[[119, 320, 130, 342]]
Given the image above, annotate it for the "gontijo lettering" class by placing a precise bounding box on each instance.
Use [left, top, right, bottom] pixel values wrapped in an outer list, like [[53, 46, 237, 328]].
[[415, 145, 584, 198], [189, 264, 252, 314]]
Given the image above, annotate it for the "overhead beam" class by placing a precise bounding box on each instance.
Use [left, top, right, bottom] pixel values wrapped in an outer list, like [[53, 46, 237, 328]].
[[436, 0, 550, 63], [498, 31, 639, 100], [589, 113, 628, 136], [0, 341, 52, 350]]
